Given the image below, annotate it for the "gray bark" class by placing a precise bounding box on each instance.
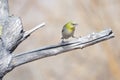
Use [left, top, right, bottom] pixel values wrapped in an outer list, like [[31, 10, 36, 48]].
[[0, 0, 114, 80]]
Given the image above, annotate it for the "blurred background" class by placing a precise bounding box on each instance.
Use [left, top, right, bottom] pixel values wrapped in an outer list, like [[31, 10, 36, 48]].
[[4, 0, 120, 80]]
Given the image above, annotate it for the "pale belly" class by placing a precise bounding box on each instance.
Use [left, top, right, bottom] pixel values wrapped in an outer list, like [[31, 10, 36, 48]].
[[62, 30, 74, 39]]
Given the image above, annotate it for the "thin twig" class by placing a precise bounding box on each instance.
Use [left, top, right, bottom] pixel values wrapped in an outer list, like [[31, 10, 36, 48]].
[[23, 22, 45, 39]]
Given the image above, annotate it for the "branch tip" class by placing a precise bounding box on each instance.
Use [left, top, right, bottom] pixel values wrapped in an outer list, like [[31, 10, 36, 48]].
[[24, 22, 45, 38]]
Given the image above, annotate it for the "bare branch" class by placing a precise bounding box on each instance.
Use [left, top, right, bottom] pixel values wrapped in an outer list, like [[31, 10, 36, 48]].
[[0, 2, 45, 78], [22, 22, 45, 39], [10, 29, 114, 67], [20, 22, 45, 42], [1, 19, 45, 53]]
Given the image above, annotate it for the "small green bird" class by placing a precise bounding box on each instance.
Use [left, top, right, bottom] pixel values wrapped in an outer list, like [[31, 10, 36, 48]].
[[61, 21, 77, 42]]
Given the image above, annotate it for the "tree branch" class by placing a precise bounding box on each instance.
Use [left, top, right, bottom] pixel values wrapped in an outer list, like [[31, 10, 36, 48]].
[[21, 22, 45, 41], [10, 29, 114, 67]]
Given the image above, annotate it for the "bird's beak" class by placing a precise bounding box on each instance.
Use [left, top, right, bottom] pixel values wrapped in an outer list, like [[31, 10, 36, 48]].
[[73, 23, 78, 26]]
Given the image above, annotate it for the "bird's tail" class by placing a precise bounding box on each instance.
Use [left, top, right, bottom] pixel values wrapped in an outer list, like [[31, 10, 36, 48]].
[[61, 36, 64, 39]]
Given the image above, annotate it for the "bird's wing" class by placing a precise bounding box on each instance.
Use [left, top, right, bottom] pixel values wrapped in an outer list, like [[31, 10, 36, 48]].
[[62, 26, 65, 32]]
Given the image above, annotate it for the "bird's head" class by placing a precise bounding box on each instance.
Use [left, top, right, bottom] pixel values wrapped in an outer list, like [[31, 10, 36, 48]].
[[68, 21, 78, 27], [64, 21, 78, 31]]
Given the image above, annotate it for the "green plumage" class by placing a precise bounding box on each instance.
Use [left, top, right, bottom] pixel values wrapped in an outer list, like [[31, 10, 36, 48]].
[[61, 21, 77, 41], [65, 22, 75, 33]]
